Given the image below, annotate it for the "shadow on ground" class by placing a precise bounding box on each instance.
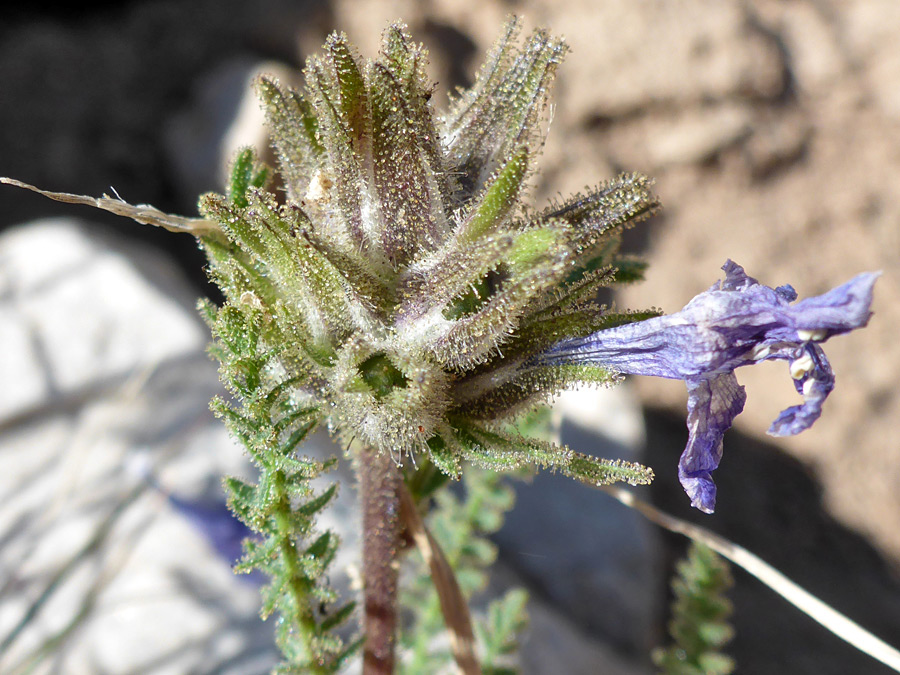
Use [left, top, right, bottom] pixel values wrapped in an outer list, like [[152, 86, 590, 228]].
[[644, 407, 900, 675]]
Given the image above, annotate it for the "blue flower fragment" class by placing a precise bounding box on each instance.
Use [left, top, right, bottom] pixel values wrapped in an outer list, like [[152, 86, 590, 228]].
[[540, 260, 879, 513]]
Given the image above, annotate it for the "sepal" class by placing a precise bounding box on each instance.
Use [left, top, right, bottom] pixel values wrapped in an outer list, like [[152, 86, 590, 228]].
[[256, 76, 323, 202], [457, 145, 530, 244], [442, 19, 566, 197], [450, 419, 654, 487], [453, 362, 619, 422], [535, 173, 659, 258], [304, 50, 367, 256], [379, 23, 449, 203], [428, 225, 572, 369], [369, 61, 446, 264]]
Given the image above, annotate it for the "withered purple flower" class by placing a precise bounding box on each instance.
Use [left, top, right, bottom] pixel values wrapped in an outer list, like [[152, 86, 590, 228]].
[[540, 260, 879, 513]]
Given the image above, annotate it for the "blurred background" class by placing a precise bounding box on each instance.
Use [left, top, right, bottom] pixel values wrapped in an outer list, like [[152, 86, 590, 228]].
[[1, 1, 899, 673]]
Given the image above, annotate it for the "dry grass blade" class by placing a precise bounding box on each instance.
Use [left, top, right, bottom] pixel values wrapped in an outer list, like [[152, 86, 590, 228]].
[[602, 485, 900, 674], [399, 483, 481, 675], [0, 177, 221, 236]]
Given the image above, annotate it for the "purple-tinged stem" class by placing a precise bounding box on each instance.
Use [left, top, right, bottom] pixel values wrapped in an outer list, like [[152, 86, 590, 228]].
[[360, 446, 402, 674]]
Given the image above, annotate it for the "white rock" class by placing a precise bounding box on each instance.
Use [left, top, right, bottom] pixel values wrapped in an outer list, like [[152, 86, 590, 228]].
[[0, 220, 277, 674], [553, 384, 646, 453], [0, 219, 206, 420]]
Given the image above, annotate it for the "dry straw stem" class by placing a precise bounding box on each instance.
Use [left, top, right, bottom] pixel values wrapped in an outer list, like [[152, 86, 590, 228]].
[[0, 177, 220, 236], [399, 483, 481, 675], [602, 485, 900, 673]]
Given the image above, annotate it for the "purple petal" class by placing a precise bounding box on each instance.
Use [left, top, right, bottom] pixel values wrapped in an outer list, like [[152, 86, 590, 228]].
[[719, 259, 758, 291], [679, 373, 747, 513], [768, 344, 834, 436], [537, 315, 709, 380], [788, 271, 879, 338], [541, 261, 806, 379]]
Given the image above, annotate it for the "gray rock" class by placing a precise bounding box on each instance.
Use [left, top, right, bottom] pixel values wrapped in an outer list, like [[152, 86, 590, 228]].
[[485, 561, 651, 675], [163, 59, 301, 205], [494, 386, 663, 658]]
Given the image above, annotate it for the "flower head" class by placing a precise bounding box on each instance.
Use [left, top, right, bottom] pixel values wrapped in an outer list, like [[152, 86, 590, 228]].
[[0, 19, 662, 492], [540, 260, 879, 513]]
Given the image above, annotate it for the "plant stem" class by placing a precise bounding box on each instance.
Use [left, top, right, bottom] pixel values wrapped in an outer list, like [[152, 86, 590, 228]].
[[272, 469, 329, 674], [360, 447, 402, 674]]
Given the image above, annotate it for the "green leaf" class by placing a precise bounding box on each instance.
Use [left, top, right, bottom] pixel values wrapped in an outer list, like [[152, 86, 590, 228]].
[[303, 532, 337, 572], [261, 573, 290, 620], [479, 587, 529, 668], [295, 483, 339, 518], [235, 535, 281, 573], [654, 542, 736, 675], [200, 235, 280, 308], [200, 192, 269, 262], [227, 147, 256, 209], [213, 304, 259, 356], [320, 602, 356, 632]]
